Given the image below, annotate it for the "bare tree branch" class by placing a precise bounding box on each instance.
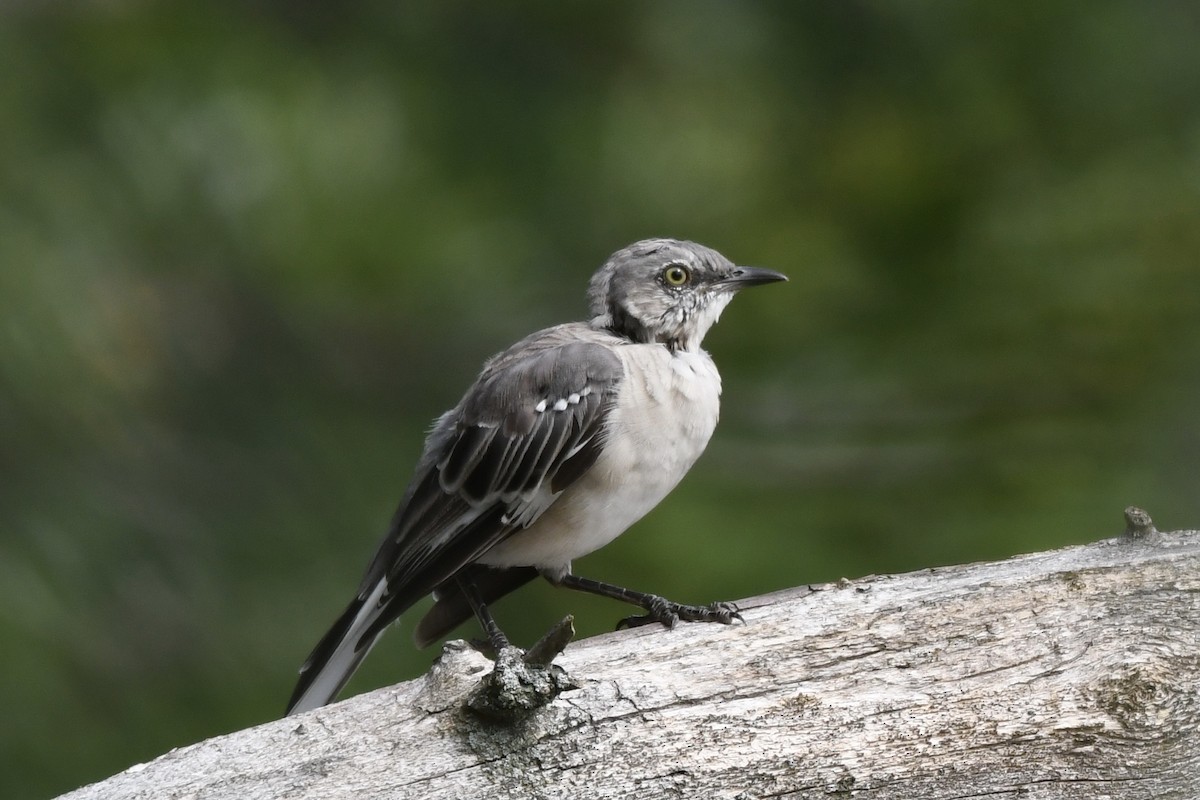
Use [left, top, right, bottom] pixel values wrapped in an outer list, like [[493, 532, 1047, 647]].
[[58, 515, 1200, 799]]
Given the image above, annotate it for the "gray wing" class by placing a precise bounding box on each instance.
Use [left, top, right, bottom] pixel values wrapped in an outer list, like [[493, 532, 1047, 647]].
[[288, 326, 624, 714], [366, 330, 625, 622]]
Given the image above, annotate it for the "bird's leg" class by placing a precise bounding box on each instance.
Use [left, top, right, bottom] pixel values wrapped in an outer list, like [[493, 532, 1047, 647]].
[[458, 576, 578, 723], [456, 572, 512, 654], [551, 573, 743, 630]]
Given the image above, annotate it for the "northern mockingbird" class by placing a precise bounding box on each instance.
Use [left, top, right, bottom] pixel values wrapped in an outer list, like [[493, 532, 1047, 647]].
[[286, 238, 786, 716]]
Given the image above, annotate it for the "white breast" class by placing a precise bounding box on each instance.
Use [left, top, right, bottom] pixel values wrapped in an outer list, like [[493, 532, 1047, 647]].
[[477, 344, 722, 574]]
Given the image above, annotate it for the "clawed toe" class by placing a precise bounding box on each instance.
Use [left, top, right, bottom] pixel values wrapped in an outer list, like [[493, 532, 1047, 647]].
[[676, 600, 742, 624], [615, 613, 652, 630], [703, 601, 743, 624], [614, 598, 742, 631], [616, 595, 678, 630]]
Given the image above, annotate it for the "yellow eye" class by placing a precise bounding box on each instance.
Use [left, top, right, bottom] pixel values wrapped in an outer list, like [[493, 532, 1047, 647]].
[[662, 265, 690, 287]]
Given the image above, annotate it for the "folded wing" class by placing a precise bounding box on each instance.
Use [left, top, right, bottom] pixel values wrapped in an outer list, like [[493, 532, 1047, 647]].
[[286, 326, 623, 714]]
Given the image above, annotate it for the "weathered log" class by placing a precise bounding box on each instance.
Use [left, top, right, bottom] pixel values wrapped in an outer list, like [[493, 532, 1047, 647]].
[[58, 511, 1200, 799]]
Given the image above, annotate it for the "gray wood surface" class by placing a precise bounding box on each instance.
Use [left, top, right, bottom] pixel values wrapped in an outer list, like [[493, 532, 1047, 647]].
[[58, 520, 1200, 799]]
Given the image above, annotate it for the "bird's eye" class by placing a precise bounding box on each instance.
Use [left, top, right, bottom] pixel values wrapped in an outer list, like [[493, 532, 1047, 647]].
[[662, 265, 691, 287]]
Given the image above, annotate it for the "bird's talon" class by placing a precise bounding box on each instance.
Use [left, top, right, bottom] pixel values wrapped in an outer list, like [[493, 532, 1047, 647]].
[[710, 601, 743, 625], [615, 597, 745, 631], [615, 604, 680, 630]]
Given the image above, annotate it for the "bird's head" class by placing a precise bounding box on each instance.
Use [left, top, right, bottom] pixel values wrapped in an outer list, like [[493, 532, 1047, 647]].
[[587, 238, 787, 351]]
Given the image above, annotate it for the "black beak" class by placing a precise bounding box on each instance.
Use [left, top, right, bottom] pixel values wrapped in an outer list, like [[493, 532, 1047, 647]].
[[719, 266, 789, 289]]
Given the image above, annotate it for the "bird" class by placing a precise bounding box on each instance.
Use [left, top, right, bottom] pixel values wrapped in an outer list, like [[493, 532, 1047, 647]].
[[286, 238, 786, 716]]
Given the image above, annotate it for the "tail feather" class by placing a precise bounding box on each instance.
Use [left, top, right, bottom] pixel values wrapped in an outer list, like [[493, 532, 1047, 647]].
[[286, 580, 388, 716]]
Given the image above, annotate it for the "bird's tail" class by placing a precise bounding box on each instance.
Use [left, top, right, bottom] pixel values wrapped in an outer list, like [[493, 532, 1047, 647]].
[[285, 580, 388, 716]]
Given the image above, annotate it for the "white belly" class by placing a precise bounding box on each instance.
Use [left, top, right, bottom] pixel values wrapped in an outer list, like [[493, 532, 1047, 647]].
[[477, 345, 722, 573]]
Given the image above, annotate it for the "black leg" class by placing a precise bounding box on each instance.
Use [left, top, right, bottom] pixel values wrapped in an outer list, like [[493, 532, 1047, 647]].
[[457, 572, 512, 652], [551, 573, 742, 630]]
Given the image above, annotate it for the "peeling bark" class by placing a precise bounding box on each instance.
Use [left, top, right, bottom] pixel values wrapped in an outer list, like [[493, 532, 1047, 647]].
[[58, 521, 1200, 799]]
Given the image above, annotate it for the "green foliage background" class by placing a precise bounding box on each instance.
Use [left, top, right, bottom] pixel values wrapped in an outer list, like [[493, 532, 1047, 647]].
[[2, 3, 1198, 797]]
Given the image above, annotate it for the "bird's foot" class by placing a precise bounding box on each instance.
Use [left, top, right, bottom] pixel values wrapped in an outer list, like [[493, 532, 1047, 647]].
[[616, 597, 743, 630]]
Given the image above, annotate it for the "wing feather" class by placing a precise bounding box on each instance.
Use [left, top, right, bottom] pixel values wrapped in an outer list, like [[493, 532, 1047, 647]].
[[289, 324, 626, 714], [372, 327, 623, 614], [438, 424, 498, 493]]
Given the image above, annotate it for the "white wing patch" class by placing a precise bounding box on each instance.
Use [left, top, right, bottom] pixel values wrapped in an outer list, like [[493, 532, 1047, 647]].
[[534, 384, 593, 414]]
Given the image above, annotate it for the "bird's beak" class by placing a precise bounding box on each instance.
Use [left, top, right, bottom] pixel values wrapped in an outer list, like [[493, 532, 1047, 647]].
[[718, 266, 789, 290]]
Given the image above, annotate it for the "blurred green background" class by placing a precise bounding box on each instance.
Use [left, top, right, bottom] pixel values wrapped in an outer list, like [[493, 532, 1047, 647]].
[[3, 2, 1199, 797]]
